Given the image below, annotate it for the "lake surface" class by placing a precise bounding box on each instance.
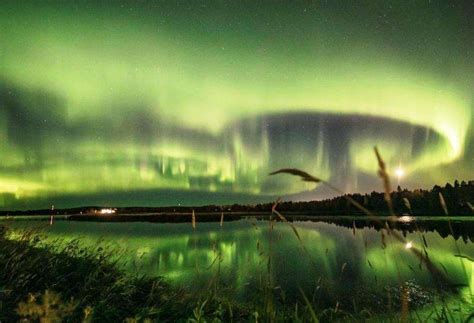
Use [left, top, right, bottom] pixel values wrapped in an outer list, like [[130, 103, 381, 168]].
[[2, 216, 474, 316]]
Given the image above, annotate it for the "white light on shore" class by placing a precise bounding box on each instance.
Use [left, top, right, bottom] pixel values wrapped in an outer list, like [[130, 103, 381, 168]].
[[99, 208, 116, 214]]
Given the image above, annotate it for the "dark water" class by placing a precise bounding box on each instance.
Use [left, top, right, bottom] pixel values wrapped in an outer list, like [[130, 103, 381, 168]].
[[2, 216, 474, 315]]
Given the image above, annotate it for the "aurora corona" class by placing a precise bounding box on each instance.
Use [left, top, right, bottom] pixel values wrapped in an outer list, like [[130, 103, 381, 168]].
[[0, 1, 472, 209]]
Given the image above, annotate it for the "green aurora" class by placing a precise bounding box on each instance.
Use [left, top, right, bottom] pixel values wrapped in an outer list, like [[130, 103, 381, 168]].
[[0, 1, 473, 209]]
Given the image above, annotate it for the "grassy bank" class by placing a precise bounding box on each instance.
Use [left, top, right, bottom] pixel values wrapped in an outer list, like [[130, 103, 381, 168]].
[[0, 225, 196, 322]]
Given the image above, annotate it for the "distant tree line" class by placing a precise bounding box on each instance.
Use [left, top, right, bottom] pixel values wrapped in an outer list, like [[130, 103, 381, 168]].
[[267, 179, 474, 216], [159, 180, 473, 216], [1, 180, 473, 217]]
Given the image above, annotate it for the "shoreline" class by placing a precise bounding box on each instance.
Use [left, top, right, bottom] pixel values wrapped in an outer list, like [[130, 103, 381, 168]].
[[2, 212, 474, 223]]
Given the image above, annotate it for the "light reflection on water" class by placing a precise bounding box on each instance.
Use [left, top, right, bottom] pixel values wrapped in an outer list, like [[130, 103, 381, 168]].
[[2, 217, 474, 312]]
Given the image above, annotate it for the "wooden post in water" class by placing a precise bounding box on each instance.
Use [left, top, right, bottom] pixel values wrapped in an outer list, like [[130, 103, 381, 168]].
[[220, 212, 224, 227], [192, 209, 196, 230], [49, 204, 55, 225]]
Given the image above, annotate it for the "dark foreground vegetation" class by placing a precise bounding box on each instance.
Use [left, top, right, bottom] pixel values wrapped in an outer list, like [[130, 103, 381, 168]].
[[0, 226, 191, 321], [1, 180, 472, 218]]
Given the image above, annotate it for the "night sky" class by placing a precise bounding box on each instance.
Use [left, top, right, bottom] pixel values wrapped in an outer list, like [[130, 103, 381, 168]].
[[0, 1, 473, 210]]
